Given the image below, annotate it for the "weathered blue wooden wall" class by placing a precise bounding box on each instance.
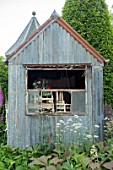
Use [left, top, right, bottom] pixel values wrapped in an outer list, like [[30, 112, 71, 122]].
[[9, 22, 101, 65], [7, 20, 104, 148]]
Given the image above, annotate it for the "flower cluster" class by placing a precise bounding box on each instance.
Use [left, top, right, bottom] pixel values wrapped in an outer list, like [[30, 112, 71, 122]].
[[55, 116, 99, 144], [90, 145, 98, 158]]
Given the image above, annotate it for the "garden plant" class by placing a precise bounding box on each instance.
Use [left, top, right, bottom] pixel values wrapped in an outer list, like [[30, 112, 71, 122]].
[[0, 113, 113, 169]]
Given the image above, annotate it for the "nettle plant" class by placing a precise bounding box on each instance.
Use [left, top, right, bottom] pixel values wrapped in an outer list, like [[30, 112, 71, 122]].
[[55, 115, 99, 145]]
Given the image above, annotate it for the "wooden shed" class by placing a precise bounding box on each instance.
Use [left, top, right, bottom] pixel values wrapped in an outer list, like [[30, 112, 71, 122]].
[[6, 11, 106, 148]]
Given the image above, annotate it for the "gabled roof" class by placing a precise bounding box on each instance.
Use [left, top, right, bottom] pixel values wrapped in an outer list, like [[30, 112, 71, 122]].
[[6, 10, 106, 64], [5, 11, 40, 56]]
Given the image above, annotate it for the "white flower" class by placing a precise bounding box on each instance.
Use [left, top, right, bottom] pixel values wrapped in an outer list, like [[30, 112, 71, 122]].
[[65, 125, 70, 128], [92, 145, 95, 148], [56, 134, 59, 137], [70, 129, 73, 131], [59, 120, 64, 124], [67, 118, 73, 122], [94, 125, 99, 128], [73, 115, 79, 118], [104, 117, 108, 120], [94, 135, 99, 138], [74, 130, 77, 133], [104, 130, 107, 132], [86, 135, 92, 139], [56, 123, 60, 126], [75, 125, 82, 129], [76, 123, 82, 126], [72, 123, 76, 127]]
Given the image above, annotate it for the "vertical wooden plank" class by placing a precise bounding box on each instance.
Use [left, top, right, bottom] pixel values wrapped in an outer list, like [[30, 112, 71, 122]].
[[7, 65, 12, 145], [70, 36, 75, 63], [58, 25, 63, 63], [8, 65, 18, 147], [92, 66, 104, 140], [65, 32, 70, 63], [49, 24, 53, 63], [15, 65, 20, 147], [23, 46, 27, 64], [25, 43, 31, 64], [31, 40, 35, 64], [36, 36, 39, 64], [99, 67, 103, 116], [85, 51, 92, 64], [97, 67, 104, 140], [39, 32, 44, 64], [52, 23, 58, 63], [87, 66, 93, 135], [43, 28, 47, 63]]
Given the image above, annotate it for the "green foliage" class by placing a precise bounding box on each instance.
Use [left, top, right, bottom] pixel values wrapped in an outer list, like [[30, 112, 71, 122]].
[[1, 116, 113, 169], [0, 122, 7, 145], [62, 0, 113, 108], [0, 56, 8, 145], [104, 117, 113, 146], [110, 5, 113, 26], [0, 56, 8, 101], [0, 110, 112, 169], [0, 140, 113, 170]]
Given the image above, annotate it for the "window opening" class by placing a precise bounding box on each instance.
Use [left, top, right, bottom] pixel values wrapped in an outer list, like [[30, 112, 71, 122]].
[[26, 68, 86, 115], [28, 70, 85, 89]]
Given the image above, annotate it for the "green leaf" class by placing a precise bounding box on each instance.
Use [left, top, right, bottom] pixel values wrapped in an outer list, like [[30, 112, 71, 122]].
[[8, 161, 15, 169], [102, 161, 113, 170], [33, 159, 45, 166], [0, 162, 5, 170], [62, 161, 74, 170], [56, 164, 63, 170], [50, 157, 63, 165], [88, 162, 101, 170], [25, 146, 33, 152], [73, 153, 84, 164], [39, 168, 45, 170], [82, 157, 91, 169], [46, 165, 56, 170], [28, 161, 41, 169], [63, 150, 72, 159], [16, 165, 26, 170], [38, 155, 50, 165]]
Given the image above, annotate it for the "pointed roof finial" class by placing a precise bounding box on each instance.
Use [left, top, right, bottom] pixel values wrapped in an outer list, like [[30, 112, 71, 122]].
[[5, 11, 40, 56], [32, 11, 36, 16], [51, 10, 60, 19]]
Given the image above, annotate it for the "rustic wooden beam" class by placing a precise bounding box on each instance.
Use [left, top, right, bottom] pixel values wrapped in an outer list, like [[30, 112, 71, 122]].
[[26, 113, 88, 116]]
